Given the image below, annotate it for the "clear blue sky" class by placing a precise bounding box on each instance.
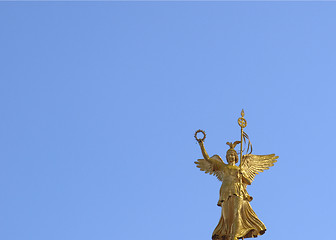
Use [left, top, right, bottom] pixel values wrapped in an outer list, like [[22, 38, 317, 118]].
[[1, 2, 335, 240]]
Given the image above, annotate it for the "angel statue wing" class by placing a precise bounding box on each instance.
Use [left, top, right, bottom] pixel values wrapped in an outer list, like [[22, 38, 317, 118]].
[[194, 155, 226, 181], [241, 154, 279, 185]]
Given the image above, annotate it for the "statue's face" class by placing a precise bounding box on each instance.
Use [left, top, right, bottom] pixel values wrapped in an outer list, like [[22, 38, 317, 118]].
[[227, 153, 236, 165]]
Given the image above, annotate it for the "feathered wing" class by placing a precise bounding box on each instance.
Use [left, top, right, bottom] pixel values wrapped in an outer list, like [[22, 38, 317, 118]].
[[241, 154, 279, 184], [194, 155, 226, 181]]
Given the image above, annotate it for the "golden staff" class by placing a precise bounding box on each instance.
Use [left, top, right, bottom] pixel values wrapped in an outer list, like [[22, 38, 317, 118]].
[[237, 109, 247, 167]]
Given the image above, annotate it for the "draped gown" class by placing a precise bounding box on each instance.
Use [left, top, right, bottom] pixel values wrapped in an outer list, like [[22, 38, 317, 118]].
[[195, 153, 278, 240], [212, 164, 266, 240]]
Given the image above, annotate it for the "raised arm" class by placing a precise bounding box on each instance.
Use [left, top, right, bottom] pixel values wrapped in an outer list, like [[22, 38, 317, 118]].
[[196, 139, 224, 173], [198, 140, 210, 161]]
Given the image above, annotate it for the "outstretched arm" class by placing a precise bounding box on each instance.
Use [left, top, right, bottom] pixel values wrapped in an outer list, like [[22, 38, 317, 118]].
[[198, 140, 210, 161], [197, 140, 223, 172]]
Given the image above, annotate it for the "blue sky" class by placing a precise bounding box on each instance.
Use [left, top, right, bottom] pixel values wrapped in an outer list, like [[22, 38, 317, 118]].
[[1, 2, 336, 240]]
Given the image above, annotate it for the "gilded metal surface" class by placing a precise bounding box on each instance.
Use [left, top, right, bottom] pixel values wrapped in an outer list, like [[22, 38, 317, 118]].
[[194, 110, 278, 240], [195, 129, 206, 142]]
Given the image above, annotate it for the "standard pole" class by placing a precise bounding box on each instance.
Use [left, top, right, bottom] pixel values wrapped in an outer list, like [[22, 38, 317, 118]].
[[240, 126, 243, 165], [238, 109, 246, 167]]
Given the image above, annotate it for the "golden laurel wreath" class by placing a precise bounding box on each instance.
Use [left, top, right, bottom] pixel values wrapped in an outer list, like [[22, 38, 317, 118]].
[[194, 129, 206, 142]]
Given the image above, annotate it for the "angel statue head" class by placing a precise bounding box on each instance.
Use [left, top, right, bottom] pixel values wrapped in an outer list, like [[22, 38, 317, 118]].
[[226, 141, 241, 165]]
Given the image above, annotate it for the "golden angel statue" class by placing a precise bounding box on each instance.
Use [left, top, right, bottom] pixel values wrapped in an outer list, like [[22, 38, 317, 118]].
[[194, 110, 278, 240]]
